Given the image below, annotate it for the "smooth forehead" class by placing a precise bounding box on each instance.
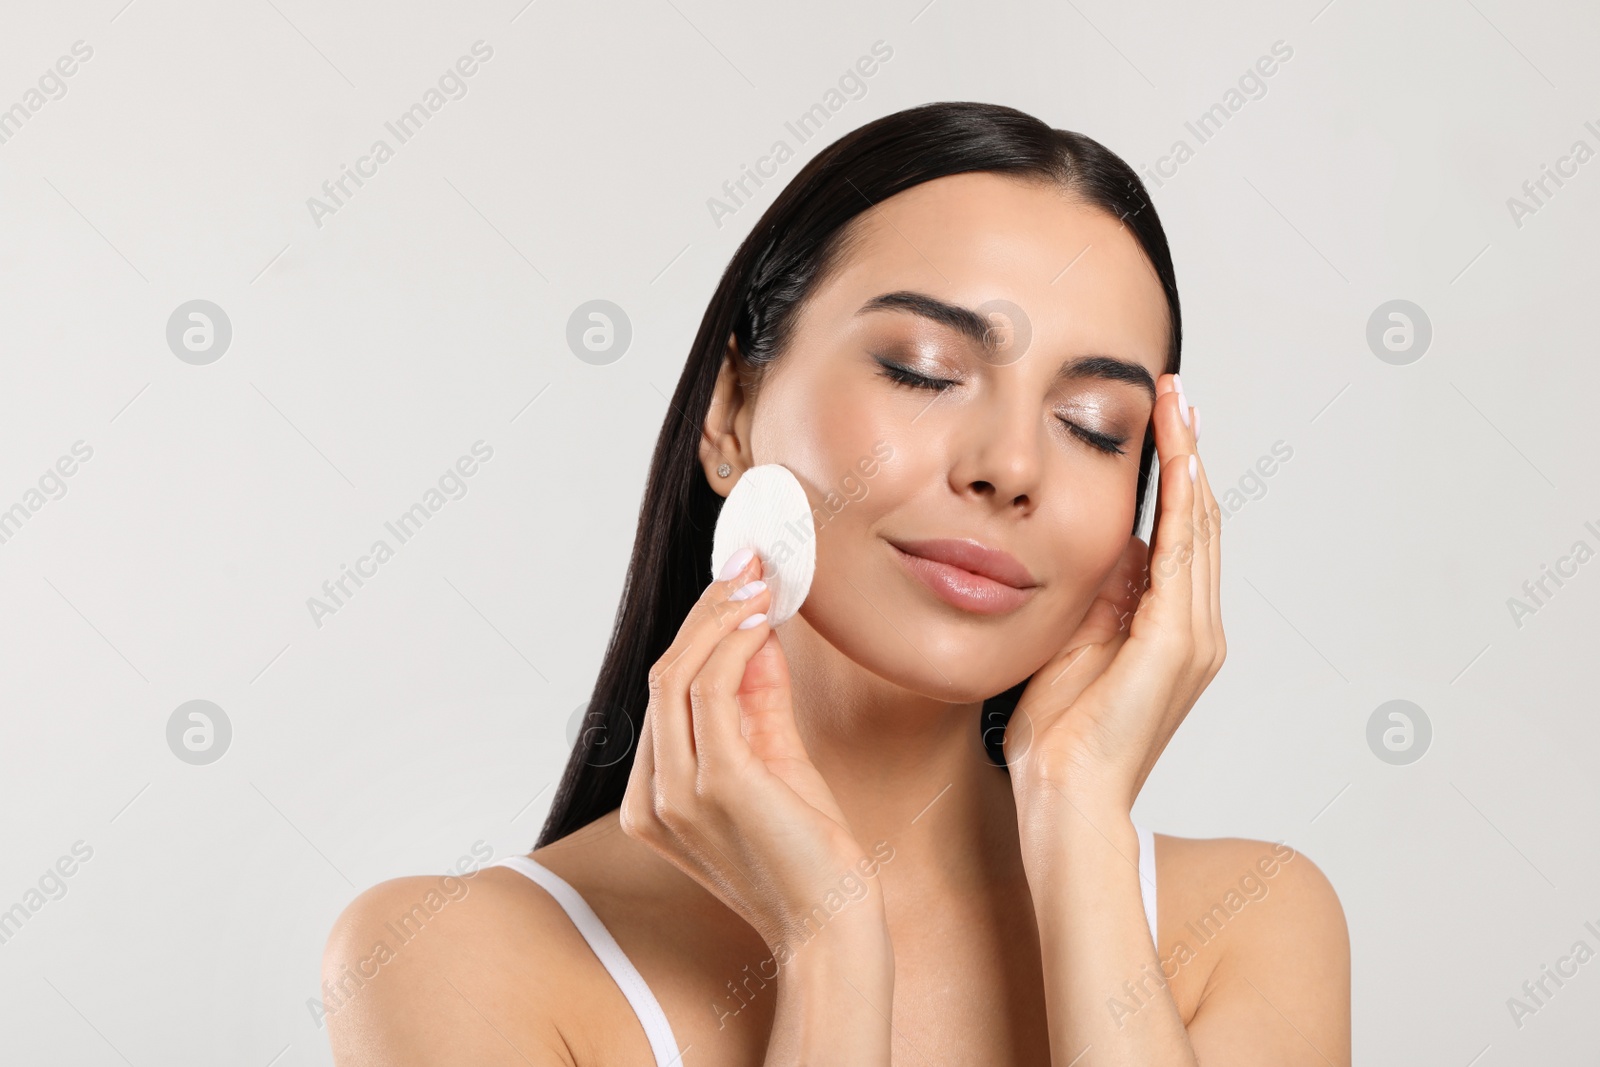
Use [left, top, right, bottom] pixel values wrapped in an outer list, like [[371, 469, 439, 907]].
[[807, 171, 1171, 380]]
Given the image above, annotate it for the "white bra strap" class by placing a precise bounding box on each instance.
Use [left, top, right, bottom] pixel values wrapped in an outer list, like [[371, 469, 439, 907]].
[[491, 830, 1157, 1057], [1134, 823, 1159, 951], [489, 856, 685, 1067]]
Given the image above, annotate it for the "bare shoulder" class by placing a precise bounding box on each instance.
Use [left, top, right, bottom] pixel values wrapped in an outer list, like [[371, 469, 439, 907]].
[[1153, 832, 1351, 1066], [320, 865, 607, 1067], [1153, 833, 1347, 961], [1154, 833, 1344, 920]]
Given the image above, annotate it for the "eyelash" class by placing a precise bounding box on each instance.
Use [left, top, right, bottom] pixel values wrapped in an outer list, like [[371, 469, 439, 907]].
[[874, 359, 1128, 456]]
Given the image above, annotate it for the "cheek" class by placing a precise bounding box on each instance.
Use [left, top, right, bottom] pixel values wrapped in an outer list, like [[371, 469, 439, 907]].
[[752, 363, 883, 460], [751, 363, 914, 506], [747, 374, 907, 580]]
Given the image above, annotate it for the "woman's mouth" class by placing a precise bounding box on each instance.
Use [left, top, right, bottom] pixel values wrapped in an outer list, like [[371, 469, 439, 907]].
[[886, 537, 1039, 615]]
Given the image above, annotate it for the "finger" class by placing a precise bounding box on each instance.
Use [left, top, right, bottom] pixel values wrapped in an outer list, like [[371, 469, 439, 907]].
[[1141, 374, 1195, 637], [1208, 467, 1222, 641], [1193, 444, 1221, 642], [621, 700, 660, 843], [1196, 411, 1222, 635], [1074, 535, 1149, 650], [1175, 379, 1220, 659], [1177, 384, 1225, 679], [1175, 386, 1212, 636], [635, 703, 656, 779], [1107, 535, 1150, 633], [737, 629, 804, 765], [649, 549, 768, 781], [1181, 388, 1222, 657], [1034, 625, 1130, 703], [1012, 629, 1133, 777], [689, 588, 777, 774]]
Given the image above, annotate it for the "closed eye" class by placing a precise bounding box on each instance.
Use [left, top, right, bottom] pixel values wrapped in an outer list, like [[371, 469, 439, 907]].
[[1057, 418, 1127, 456], [875, 358, 956, 391], [876, 357, 1127, 456]]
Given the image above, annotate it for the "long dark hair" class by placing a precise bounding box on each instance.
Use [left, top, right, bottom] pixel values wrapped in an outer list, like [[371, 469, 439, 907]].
[[537, 100, 1182, 848]]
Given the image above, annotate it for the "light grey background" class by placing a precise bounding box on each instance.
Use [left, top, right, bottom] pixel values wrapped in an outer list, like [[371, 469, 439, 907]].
[[1, 0, 1595, 1063]]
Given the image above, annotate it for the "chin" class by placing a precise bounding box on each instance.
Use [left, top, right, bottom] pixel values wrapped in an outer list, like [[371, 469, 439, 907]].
[[820, 614, 1036, 705]]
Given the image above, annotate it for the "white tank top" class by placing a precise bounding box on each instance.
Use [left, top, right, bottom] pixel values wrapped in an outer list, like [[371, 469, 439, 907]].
[[489, 822, 1159, 1067]]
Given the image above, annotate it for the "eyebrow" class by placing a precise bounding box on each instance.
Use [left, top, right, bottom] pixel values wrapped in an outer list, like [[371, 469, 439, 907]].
[[857, 290, 1157, 401]]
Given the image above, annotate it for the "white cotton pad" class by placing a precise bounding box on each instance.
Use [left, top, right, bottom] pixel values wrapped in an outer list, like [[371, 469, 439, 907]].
[[710, 463, 816, 626]]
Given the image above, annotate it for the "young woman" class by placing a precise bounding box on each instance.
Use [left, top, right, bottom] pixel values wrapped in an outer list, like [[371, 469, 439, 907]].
[[323, 101, 1351, 1066]]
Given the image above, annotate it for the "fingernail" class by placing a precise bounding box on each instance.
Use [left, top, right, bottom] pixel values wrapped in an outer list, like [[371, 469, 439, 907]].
[[1188, 454, 1198, 483], [1193, 405, 1201, 441], [719, 546, 756, 581], [1172, 373, 1183, 396], [738, 612, 767, 630], [1179, 397, 1191, 428], [729, 579, 766, 602]]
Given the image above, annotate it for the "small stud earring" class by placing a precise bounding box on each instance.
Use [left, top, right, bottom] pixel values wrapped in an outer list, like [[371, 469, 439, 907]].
[[716, 463, 731, 478]]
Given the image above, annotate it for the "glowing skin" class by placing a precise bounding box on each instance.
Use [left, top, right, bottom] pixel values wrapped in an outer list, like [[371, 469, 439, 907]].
[[707, 171, 1169, 715], [324, 169, 1350, 1067]]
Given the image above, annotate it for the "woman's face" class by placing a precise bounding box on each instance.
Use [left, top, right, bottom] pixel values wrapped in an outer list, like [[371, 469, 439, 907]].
[[715, 171, 1172, 702]]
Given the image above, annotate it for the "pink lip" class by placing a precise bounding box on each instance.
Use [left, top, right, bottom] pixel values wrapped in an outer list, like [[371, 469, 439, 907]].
[[887, 537, 1038, 616]]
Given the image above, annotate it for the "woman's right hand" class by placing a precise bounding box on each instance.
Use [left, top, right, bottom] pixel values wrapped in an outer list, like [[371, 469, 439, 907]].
[[619, 547, 885, 954]]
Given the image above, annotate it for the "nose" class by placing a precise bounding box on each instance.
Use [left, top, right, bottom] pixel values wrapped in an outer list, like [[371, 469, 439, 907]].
[[948, 393, 1042, 512]]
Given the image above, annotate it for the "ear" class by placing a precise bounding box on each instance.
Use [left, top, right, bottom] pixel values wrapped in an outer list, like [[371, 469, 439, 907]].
[[698, 333, 755, 496]]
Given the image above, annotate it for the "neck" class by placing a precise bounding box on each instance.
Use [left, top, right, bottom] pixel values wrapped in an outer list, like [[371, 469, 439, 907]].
[[776, 612, 1028, 895]]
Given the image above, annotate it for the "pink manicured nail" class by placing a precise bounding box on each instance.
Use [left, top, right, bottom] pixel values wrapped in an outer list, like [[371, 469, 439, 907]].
[[1193, 405, 1201, 441], [738, 612, 767, 630], [1188, 454, 1198, 483], [730, 579, 766, 602], [719, 546, 756, 581]]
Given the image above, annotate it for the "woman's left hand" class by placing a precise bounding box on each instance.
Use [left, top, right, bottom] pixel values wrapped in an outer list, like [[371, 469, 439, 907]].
[[1004, 372, 1225, 817]]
